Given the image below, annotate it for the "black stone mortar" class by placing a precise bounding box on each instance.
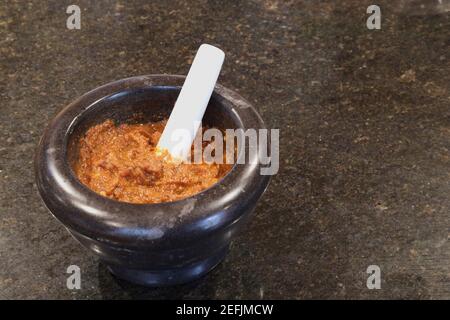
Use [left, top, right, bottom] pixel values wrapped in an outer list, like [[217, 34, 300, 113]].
[[35, 75, 271, 286]]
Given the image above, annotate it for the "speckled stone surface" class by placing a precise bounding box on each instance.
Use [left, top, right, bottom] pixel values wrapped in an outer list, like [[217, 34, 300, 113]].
[[0, 0, 449, 299]]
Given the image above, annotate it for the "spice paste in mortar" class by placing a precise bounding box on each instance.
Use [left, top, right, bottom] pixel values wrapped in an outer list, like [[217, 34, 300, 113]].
[[73, 120, 231, 204]]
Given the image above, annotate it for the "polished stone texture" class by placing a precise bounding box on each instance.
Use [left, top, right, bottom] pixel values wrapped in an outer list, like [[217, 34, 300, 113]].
[[0, 0, 449, 299]]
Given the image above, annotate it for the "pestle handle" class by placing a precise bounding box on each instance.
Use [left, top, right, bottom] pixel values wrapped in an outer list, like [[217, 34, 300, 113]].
[[157, 44, 225, 160]]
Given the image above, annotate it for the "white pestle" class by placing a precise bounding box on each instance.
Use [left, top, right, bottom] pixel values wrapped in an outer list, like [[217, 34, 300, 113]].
[[157, 44, 225, 160]]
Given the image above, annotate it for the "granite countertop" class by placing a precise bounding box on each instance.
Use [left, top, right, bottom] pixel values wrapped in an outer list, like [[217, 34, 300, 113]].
[[0, 0, 449, 299]]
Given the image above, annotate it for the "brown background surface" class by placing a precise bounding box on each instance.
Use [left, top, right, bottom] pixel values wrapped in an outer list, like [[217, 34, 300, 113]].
[[0, 0, 449, 299]]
